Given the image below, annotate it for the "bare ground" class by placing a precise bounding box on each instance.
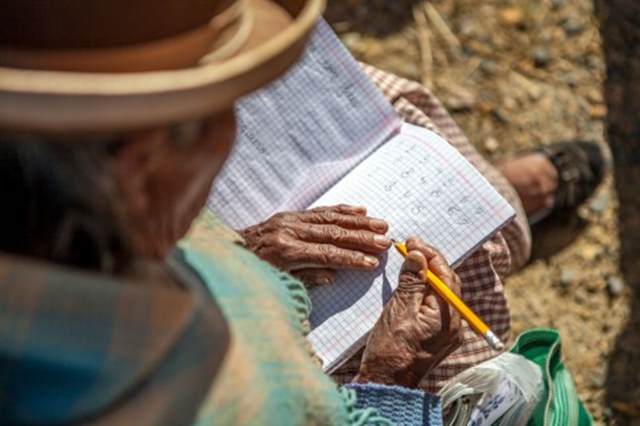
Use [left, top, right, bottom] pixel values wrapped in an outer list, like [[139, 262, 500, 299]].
[[325, 1, 639, 424]]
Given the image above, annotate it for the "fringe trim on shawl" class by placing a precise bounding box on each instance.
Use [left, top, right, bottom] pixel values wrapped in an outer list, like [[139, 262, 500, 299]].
[[273, 269, 312, 332], [270, 268, 326, 366], [273, 267, 394, 425]]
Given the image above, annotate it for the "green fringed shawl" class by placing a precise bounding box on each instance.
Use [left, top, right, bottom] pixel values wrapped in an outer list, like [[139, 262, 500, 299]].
[[182, 211, 389, 426]]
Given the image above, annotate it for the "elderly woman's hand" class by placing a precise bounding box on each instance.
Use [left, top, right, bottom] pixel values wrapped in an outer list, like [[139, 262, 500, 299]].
[[239, 205, 392, 286], [354, 237, 463, 388]]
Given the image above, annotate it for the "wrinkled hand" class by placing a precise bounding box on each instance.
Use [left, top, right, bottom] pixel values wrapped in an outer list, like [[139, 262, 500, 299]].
[[354, 237, 463, 388], [239, 205, 392, 286]]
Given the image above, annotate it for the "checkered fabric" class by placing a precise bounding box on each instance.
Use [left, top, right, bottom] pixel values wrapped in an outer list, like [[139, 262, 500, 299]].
[[329, 65, 532, 393], [0, 253, 224, 426], [0, 213, 438, 426]]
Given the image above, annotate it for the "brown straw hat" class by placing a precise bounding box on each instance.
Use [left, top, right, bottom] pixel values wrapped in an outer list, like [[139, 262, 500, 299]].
[[0, 0, 324, 134]]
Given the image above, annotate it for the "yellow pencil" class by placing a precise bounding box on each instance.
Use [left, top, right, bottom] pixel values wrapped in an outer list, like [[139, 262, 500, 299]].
[[393, 240, 505, 351]]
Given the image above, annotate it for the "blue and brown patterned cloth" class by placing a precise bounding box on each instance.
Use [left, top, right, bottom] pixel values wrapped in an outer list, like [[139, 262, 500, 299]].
[[0, 210, 443, 425]]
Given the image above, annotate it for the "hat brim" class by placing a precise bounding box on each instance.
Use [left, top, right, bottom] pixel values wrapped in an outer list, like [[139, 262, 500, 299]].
[[0, 0, 325, 134]]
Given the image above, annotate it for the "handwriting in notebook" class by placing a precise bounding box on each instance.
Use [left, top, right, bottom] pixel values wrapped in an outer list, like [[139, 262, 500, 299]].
[[209, 20, 400, 229], [208, 19, 516, 372], [307, 123, 514, 371]]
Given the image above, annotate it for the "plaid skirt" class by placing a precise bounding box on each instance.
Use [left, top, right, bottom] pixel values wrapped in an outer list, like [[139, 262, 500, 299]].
[[329, 65, 532, 393]]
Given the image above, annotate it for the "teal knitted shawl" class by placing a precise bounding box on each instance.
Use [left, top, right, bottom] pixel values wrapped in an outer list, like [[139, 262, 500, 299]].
[[183, 211, 390, 425]]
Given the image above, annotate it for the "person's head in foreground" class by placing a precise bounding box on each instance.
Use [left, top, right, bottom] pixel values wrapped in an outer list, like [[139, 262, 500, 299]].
[[0, 0, 463, 424]]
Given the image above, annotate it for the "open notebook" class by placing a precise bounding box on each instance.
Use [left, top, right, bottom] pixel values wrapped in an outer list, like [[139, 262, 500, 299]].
[[209, 20, 515, 372]]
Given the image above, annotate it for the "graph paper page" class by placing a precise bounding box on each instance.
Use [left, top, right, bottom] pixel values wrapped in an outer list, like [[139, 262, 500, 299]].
[[209, 20, 401, 229], [307, 123, 516, 371]]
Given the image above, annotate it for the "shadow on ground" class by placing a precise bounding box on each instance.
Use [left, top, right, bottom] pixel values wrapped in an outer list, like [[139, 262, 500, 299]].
[[595, 0, 640, 423], [324, 0, 423, 36], [529, 214, 589, 262]]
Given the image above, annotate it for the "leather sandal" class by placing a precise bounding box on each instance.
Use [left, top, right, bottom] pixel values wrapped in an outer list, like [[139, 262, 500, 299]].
[[529, 141, 608, 224]]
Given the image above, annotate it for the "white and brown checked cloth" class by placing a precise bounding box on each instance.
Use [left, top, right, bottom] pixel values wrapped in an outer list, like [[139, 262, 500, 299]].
[[330, 64, 533, 393]]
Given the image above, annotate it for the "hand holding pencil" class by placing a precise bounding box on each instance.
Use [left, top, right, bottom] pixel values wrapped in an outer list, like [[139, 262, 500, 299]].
[[393, 238, 505, 351], [356, 236, 464, 387]]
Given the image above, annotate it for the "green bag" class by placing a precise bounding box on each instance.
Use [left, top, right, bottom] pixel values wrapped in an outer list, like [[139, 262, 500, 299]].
[[510, 328, 592, 426]]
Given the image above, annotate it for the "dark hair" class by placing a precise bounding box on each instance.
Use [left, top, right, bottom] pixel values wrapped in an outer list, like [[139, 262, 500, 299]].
[[0, 134, 132, 272]]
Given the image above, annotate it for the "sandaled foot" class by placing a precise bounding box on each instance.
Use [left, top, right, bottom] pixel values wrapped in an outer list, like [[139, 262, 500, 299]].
[[498, 141, 608, 223], [540, 141, 607, 210]]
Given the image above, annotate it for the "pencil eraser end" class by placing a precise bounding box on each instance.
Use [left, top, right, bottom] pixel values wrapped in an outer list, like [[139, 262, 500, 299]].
[[485, 331, 505, 351]]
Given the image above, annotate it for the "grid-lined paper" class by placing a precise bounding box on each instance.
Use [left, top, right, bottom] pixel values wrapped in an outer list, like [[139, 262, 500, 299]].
[[208, 20, 516, 374], [307, 123, 515, 372], [209, 20, 401, 229]]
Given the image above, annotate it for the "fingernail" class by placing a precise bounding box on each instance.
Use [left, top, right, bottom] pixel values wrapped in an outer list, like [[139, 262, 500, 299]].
[[364, 256, 379, 268], [353, 206, 367, 214], [371, 219, 388, 233], [374, 235, 392, 247], [406, 252, 425, 271]]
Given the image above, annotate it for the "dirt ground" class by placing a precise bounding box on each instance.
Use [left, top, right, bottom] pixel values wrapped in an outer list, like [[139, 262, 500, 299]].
[[325, 0, 638, 424]]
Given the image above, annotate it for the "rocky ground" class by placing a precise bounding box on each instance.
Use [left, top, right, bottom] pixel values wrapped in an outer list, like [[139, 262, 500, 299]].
[[325, 0, 638, 424]]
